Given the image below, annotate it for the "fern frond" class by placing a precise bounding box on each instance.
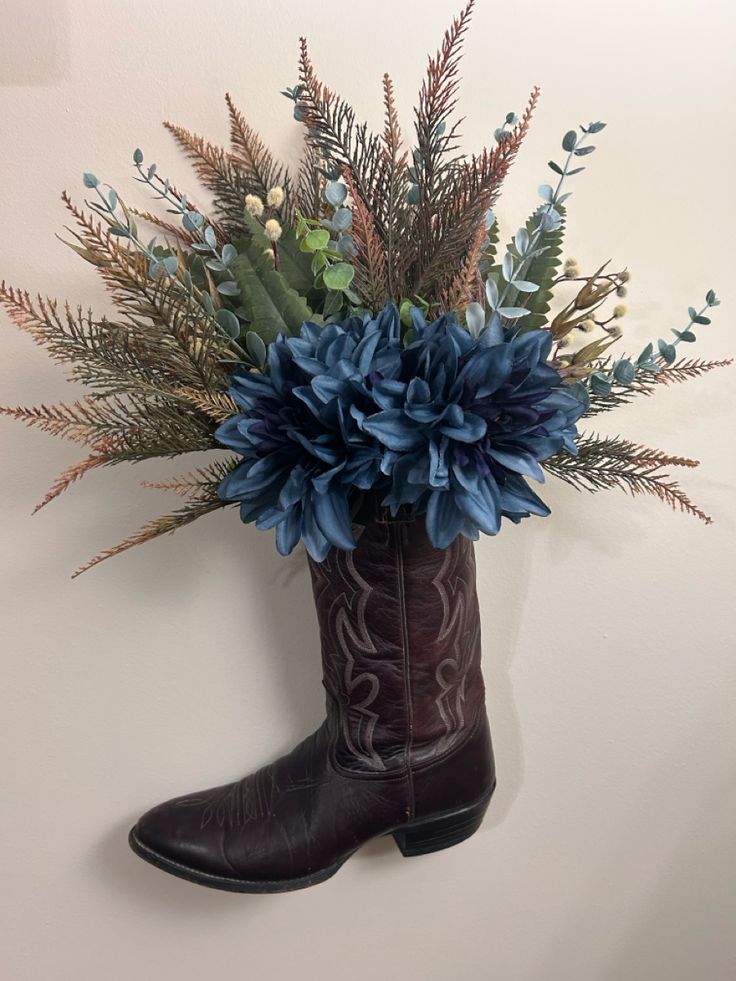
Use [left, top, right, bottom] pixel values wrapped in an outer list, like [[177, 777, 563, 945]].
[[343, 168, 389, 311], [33, 442, 116, 513], [127, 206, 195, 245], [413, 85, 540, 300], [293, 139, 325, 222], [585, 358, 733, 416], [0, 396, 216, 460], [297, 38, 384, 227], [173, 388, 238, 423], [380, 73, 411, 297], [544, 433, 712, 524], [445, 218, 488, 309], [72, 494, 231, 578], [163, 121, 248, 235], [412, 1, 475, 284], [649, 357, 733, 386], [225, 93, 291, 210], [142, 457, 236, 497], [59, 194, 230, 392]]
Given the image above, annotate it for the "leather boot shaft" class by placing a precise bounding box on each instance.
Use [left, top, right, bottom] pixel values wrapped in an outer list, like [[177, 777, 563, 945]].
[[308, 517, 487, 776]]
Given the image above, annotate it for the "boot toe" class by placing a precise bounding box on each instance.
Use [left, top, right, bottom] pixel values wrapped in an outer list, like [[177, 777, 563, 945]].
[[131, 792, 237, 881]]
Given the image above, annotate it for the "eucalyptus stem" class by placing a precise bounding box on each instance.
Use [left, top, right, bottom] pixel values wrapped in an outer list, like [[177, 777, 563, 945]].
[[87, 180, 247, 360]]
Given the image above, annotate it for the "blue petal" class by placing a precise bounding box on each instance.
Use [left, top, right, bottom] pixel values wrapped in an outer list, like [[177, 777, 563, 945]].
[[439, 411, 487, 444], [488, 446, 545, 482], [215, 415, 247, 451], [312, 489, 356, 550], [275, 505, 302, 555], [360, 410, 425, 451], [302, 496, 333, 562], [453, 475, 502, 535], [425, 489, 466, 548]]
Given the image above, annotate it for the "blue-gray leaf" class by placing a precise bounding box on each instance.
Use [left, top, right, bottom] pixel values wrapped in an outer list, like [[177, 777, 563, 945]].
[[658, 339, 677, 363], [221, 243, 237, 267], [246, 331, 267, 366], [515, 227, 530, 255], [498, 307, 531, 318], [331, 207, 352, 232], [216, 308, 241, 339], [502, 253, 515, 282], [325, 180, 348, 208], [613, 359, 636, 384], [465, 302, 486, 339]]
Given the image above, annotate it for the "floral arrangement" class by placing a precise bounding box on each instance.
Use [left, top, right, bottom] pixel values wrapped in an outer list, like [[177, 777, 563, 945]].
[[1, 1, 729, 573]]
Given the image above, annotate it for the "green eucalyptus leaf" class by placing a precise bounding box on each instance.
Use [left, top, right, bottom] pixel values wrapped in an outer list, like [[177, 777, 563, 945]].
[[323, 262, 355, 291], [302, 228, 331, 253]]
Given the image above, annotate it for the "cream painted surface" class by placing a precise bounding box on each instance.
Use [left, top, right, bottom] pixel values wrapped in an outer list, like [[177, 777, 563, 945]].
[[1, 2, 734, 979]]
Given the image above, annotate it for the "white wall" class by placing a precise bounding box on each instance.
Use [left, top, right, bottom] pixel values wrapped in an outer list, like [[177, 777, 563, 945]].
[[1, 2, 734, 979]]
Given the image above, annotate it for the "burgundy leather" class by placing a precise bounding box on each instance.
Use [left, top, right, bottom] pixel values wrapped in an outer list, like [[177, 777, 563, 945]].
[[131, 516, 495, 889]]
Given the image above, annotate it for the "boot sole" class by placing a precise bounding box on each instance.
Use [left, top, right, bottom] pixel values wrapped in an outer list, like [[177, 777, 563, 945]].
[[128, 781, 496, 894]]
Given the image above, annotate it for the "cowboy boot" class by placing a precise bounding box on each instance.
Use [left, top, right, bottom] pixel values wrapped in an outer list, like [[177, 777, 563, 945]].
[[129, 514, 496, 892]]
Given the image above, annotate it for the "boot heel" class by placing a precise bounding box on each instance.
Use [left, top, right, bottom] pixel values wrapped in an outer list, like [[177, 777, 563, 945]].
[[392, 787, 494, 857]]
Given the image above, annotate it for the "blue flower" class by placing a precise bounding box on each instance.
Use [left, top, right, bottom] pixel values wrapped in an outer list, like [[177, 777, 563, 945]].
[[215, 306, 402, 560], [216, 304, 585, 558], [360, 309, 585, 547]]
